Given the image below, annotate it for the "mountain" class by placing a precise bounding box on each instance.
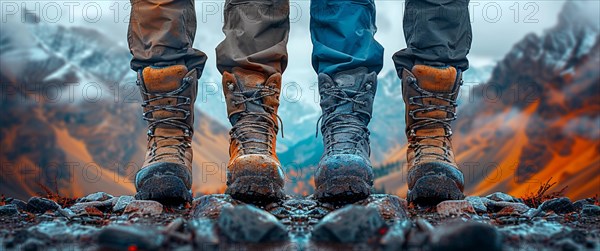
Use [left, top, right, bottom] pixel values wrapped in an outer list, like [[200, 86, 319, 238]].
[[377, 1, 600, 200], [0, 16, 230, 199]]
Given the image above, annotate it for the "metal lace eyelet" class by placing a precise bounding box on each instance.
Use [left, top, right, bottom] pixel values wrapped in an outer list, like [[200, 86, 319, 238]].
[[227, 82, 234, 91], [365, 83, 372, 90]]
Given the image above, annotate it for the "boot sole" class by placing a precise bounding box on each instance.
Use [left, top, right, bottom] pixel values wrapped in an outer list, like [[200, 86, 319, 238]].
[[225, 176, 285, 205], [314, 175, 372, 204], [135, 175, 192, 205], [407, 175, 464, 206]]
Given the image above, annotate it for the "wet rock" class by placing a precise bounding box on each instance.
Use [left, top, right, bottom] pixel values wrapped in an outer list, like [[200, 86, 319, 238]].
[[96, 225, 162, 250], [28, 221, 97, 242], [78, 192, 113, 202], [312, 205, 386, 243], [487, 201, 530, 213], [0, 204, 20, 216], [573, 198, 595, 210], [553, 239, 581, 251], [8, 199, 28, 211], [581, 204, 600, 217], [190, 218, 219, 249], [26, 197, 60, 214], [436, 200, 475, 216], [363, 194, 409, 221], [465, 196, 487, 213], [21, 238, 46, 251], [217, 205, 287, 243], [380, 219, 412, 249], [124, 200, 163, 216], [486, 192, 522, 203], [540, 197, 576, 214], [193, 194, 235, 219], [112, 196, 134, 213], [430, 222, 502, 251]]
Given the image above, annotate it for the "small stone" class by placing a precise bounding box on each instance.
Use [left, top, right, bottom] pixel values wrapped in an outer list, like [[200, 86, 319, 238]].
[[554, 239, 580, 251], [96, 225, 162, 250], [124, 200, 163, 216], [312, 205, 386, 243], [192, 195, 235, 219], [78, 192, 113, 202], [84, 207, 104, 217], [112, 196, 134, 213], [217, 205, 288, 243], [487, 201, 530, 213], [539, 197, 576, 214], [9, 199, 28, 211], [436, 200, 475, 216], [70, 199, 115, 214], [465, 196, 487, 213], [0, 204, 20, 216], [486, 192, 522, 203], [190, 218, 219, 248], [364, 194, 409, 220], [581, 204, 600, 217], [430, 222, 502, 251], [26, 197, 60, 214]]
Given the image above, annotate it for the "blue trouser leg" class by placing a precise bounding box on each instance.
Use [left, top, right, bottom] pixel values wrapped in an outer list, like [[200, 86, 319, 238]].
[[310, 0, 384, 75]]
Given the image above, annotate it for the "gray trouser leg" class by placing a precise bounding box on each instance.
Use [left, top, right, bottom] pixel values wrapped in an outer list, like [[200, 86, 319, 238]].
[[216, 0, 290, 75], [393, 0, 472, 71], [127, 0, 208, 72]]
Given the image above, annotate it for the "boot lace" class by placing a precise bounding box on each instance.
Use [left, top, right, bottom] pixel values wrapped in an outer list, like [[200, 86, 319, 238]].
[[406, 77, 461, 163], [139, 77, 194, 163], [230, 85, 284, 155], [315, 85, 371, 155]]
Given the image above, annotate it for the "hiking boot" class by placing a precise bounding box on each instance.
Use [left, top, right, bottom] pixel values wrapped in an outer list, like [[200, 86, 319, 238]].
[[134, 65, 198, 204], [402, 65, 465, 205], [314, 67, 377, 203], [222, 67, 285, 204]]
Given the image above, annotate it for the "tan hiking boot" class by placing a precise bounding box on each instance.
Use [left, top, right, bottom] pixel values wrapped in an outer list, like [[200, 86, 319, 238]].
[[222, 67, 285, 204], [402, 65, 465, 205], [134, 65, 198, 204]]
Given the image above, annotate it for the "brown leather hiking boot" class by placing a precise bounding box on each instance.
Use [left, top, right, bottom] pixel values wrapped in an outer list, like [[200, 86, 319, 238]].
[[314, 67, 377, 204], [402, 65, 465, 205], [134, 65, 198, 204], [222, 67, 285, 204]]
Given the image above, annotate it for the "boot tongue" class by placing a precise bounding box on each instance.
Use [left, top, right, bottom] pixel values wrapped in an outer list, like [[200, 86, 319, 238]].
[[411, 65, 458, 93], [142, 65, 188, 93], [141, 65, 189, 129]]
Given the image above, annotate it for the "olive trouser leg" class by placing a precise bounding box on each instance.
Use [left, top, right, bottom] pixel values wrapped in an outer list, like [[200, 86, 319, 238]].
[[393, 0, 473, 71], [216, 0, 290, 76], [127, 0, 207, 72]]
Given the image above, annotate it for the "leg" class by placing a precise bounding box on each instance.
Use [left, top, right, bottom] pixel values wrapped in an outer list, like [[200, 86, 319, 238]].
[[310, 0, 383, 203], [217, 0, 290, 204], [128, 0, 206, 204], [395, 0, 472, 204], [393, 0, 472, 72]]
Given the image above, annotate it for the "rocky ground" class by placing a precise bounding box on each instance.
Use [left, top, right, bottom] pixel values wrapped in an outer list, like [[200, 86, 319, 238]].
[[0, 191, 598, 251]]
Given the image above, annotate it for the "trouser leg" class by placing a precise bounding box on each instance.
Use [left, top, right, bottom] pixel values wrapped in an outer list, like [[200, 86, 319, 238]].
[[127, 0, 208, 72], [310, 0, 384, 75], [216, 0, 290, 76], [393, 0, 472, 72]]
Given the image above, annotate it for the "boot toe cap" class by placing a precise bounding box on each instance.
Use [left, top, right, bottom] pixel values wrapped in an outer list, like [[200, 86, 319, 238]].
[[315, 154, 374, 187], [227, 154, 285, 186], [407, 161, 464, 191]]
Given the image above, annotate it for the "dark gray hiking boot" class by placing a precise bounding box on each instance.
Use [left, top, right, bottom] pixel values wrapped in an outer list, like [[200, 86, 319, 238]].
[[314, 67, 377, 204], [134, 65, 198, 204]]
